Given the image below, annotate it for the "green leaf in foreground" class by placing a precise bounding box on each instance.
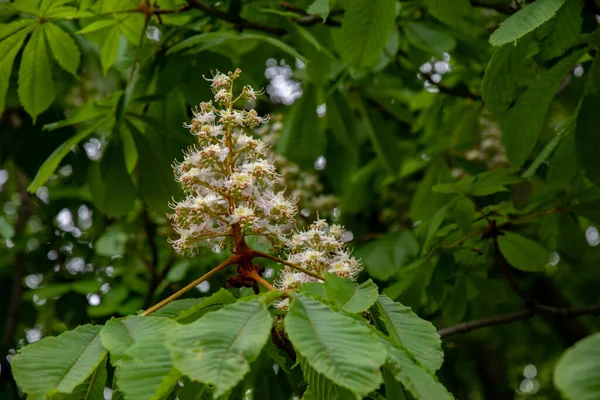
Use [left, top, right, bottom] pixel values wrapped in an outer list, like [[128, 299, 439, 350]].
[[497, 231, 549, 272], [12, 325, 107, 399], [167, 299, 273, 397], [300, 357, 360, 400], [324, 273, 379, 313], [284, 294, 387, 397], [375, 295, 443, 373], [554, 333, 600, 400], [382, 337, 452, 400], [489, 0, 565, 46]]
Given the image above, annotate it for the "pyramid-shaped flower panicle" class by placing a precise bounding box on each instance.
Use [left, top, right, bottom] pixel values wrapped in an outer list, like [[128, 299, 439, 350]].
[[275, 219, 362, 306], [168, 69, 296, 255]]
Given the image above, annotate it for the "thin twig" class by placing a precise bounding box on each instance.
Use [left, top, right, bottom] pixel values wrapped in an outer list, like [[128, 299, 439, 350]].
[[250, 250, 325, 280], [142, 255, 242, 316], [439, 304, 600, 338]]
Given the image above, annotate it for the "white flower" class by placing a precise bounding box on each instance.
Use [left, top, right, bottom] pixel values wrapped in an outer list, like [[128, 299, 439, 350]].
[[169, 69, 294, 255], [274, 219, 361, 292], [195, 111, 215, 125]]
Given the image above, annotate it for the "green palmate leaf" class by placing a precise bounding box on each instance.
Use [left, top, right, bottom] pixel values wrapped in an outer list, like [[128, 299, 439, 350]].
[[489, 0, 565, 46], [44, 22, 80, 76], [18, 25, 56, 122], [481, 36, 532, 112], [8, 0, 41, 16], [433, 168, 520, 196], [175, 288, 237, 323], [299, 357, 360, 400], [375, 295, 443, 373], [40, 0, 64, 15], [167, 299, 273, 397], [101, 316, 180, 400], [502, 48, 585, 166], [338, 0, 396, 68], [497, 231, 549, 272], [307, 0, 330, 22], [100, 316, 176, 362], [101, 26, 121, 75], [78, 19, 118, 35], [126, 121, 179, 214], [89, 138, 136, 218], [323, 273, 379, 313], [554, 333, 600, 400], [284, 294, 387, 397], [0, 25, 33, 112], [0, 19, 34, 42], [575, 93, 600, 186], [537, 0, 582, 60], [358, 231, 419, 281], [28, 115, 114, 193], [12, 325, 107, 400], [52, 358, 107, 400], [381, 337, 452, 400], [404, 22, 456, 55], [46, 6, 93, 19], [425, 0, 470, 27]]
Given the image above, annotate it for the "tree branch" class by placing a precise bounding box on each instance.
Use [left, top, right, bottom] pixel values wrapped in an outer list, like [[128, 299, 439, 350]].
[[438, 304, 600, 338], [186, 0, 286, 35]]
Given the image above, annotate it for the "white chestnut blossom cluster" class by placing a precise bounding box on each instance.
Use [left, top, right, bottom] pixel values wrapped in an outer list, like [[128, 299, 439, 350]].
[[275, 219, 361, 308], [168, 69, 297, 255], [256, 115, 337, 220]]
